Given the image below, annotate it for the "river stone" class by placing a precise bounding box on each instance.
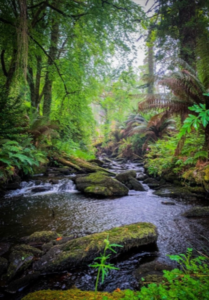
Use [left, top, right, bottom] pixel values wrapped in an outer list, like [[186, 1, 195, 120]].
[[31, 186, 52, 193], [6, 273, 40, 294], [20, 231, 60, 244], [13, 244, 43, 257], [0, 257, 8, 276], [154, 186, 197, 200], [0, 243, 10, 256], [137, 173, 148, 181], [133, 260, 172, 286], [116, 170, 145, 191], [33, 222, 158, 273], [4, 250, 34, 281], [75, 172, 129, 197], [182, 206, 209, 217]]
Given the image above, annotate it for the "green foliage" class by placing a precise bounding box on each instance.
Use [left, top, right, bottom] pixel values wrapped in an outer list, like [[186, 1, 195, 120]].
[[120, 249, 209, 300], [179, 103, 209, 137], [145, 132, 205, 177], [90, 236, 123, 293], [0, 88, 26, 139], [53, 140, 95, 161], [0, 139, 46, 181]]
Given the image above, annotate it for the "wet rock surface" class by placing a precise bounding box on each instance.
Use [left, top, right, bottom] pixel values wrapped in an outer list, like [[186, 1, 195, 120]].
[[161, 201, 175, 205], [133, 260, 173, 286], [75, 172, 129, 197], [116, 170, 145, 191], [153, 186, 199, 200], [182, 206, 209, 217], [1, 158, 209, 299], [33, 223, 158, 273], [20, 231, 60, 244], [6, 273, 40, 294], [0, 243, 10, 256], [0, 257, 8, 276]]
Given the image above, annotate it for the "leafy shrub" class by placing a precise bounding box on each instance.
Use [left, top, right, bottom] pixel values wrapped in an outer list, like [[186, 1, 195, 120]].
[[120, 249, 209, 300], [145, 133, 205, 177], [0, 139, 47, 181], [53, 140, 95, 160]]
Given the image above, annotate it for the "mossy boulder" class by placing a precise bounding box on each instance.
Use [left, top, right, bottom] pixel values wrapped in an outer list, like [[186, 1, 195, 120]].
[[13, 244, 43, 257], [3, 250, 34, 281], [33, 222, 158, 273], [143, 178, 162, 189], [20, 231, 61, 244], [3, 242, 50, 281], [116, 170, 145, 191], [0, 257, 8, 276], [154, 186, 198, 200], [133, 260, 172, 287], [75, 172, 129, 197], [182, 206, 209, 217], [22, 288, 128, 300]]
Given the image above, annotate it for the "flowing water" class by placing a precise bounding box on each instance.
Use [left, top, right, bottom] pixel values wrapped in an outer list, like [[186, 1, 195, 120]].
[[0, 162, 209, 299]]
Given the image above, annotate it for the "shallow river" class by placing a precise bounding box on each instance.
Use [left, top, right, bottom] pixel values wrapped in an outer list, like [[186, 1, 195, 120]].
[[0, 162, 209, 298]]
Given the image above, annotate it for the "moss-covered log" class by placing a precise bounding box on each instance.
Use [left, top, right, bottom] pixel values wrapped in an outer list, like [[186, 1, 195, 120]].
[[67, 155, 115, 174], [54, 154, 115, 174], [53, 156, 82, 171]]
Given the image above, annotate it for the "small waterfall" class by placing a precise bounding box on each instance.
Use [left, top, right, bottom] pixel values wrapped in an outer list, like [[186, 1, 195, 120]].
[[5, 178, 77, 198]]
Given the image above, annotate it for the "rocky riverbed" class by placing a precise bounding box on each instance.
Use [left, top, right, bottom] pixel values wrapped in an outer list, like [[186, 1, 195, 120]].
[[0, 158, 209, 299]]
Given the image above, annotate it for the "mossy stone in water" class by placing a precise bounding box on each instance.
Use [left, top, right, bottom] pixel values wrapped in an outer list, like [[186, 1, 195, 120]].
[[33, 222, 158, 273], [183, 206, 209, 217], [154, 186, 197, 200], [75, 172, 129, 197]]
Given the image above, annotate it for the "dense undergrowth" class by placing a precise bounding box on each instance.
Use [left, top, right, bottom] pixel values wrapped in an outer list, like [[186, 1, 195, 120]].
[[22, 249, 209, 300]]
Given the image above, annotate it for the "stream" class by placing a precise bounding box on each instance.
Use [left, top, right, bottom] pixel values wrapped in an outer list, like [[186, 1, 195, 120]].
[[0, 161, 209, 299]]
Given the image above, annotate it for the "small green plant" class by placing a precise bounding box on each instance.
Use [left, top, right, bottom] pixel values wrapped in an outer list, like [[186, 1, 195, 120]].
[[90, 236, 123, 295]]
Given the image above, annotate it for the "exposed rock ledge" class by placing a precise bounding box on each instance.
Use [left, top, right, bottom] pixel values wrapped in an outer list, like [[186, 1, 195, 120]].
[[33, 222, 158, 273]]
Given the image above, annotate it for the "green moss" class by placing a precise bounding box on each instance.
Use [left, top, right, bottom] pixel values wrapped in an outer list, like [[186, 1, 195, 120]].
[[187, 186, 205, 193], [85, 186, 113, 196], [204, 166, 209, 182], [22, 288, 128, 300], [62, 222, 157, 253], [21, 231, 60, 243], [141, 274, 165, 286], [13, 244, 43, 257], [33, 223, 158, 273]]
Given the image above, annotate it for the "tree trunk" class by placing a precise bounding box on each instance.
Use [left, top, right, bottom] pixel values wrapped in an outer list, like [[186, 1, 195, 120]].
[[178, 0, 197, 66], [5, 49, 17, 92], [204, 124, 209, 159], [43, 9, 60, 117], [148, 45, 154, 95], [28, 56, 42, 111]]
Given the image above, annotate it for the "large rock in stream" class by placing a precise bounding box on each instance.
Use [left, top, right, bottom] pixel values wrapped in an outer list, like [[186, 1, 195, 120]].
[[116, 170, 145, 191], [33, 222, 158, 273], [182, 206, 209, 217], [75, 172, 129, 197]]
